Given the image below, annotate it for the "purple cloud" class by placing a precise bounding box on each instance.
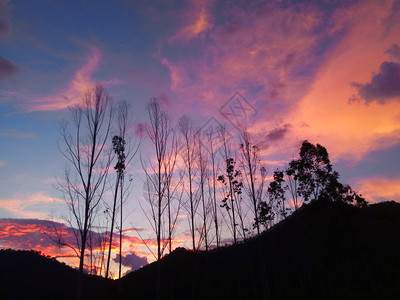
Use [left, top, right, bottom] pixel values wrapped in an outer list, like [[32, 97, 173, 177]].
[[351, 61, 400, 104], [113, 252, 148, 274], [0, 56, 18, 81], [0, 19, 9, 35], [266, 124, 292, 141], [386, 44, 400, 61]]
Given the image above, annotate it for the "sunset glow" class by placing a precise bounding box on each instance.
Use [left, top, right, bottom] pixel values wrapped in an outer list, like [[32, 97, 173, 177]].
[[1, 0, 399, 275]]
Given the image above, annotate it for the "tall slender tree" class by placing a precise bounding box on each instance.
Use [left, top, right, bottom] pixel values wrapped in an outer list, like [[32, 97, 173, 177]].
[[163, 130, 182, 254], [105, 135, 125, 278], [217, 126, 242, 243], [179, 115, 199, 251], [204, 126, 221, 248], [239, 129, 262, 236], [195, 132, 210, 250], [142, 98, 173, 260], [58, 84, 113, 274]]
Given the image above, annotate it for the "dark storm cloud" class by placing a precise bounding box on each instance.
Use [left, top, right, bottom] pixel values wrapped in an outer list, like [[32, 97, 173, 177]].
[[351, 61, 400, 104], [266, 123, 292, 141], [386, 44, 400, 61], [0, 57, 18, 81], [113, 252, 148, 274]]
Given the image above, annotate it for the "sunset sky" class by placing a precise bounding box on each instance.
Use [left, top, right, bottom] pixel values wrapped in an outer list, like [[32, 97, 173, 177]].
[[1, 0, 400, 275]]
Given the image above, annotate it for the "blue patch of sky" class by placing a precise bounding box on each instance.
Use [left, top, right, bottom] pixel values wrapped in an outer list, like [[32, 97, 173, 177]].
[[279, 0, 359, 11], [337, 144, 400, 182]]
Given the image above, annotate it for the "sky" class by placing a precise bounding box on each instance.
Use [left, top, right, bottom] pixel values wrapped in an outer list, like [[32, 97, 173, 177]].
[[1, 0, 400, 275]]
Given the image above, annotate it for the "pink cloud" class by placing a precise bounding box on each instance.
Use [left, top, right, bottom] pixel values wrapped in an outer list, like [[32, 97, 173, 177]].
[[0, 193, 64, 219], [162, 2, 321, 117], [27, 46, 101, 112], [160, 0, 400, 163], [0, 218, 150, 276]]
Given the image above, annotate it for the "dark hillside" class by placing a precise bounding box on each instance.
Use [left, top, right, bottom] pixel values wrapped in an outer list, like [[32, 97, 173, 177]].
[[120, 200, 400, 300], [1, 200, 400, 299], [0, 249, 115, 299]]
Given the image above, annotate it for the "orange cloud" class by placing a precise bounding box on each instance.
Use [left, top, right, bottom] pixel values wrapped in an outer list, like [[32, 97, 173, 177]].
[[27, 46, 101, 111], [169, 0, 213, 42], [161, 0, 400, 165], [0, 218, 150, 276], [353, 177, 400, 203], [275, 0, 400, 162]]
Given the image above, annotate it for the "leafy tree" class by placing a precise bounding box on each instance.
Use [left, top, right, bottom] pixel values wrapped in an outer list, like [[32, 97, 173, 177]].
[[267, 170, 287, 221], [267, 140, 367, 218], [218, 157, 243, 243], [287, 141, 333, 202]]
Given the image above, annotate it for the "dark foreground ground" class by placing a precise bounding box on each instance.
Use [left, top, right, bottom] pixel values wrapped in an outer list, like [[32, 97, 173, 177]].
[[1, 200, 400, 299]]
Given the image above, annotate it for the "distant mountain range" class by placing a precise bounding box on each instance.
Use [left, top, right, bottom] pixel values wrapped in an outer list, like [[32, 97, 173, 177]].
[[1, 199, 400, 299]]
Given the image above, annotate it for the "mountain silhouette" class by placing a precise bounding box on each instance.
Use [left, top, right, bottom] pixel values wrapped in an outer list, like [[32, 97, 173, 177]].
[[0, 249, 114, 299], [119, 200, 400, 299], [1, 199, 400, 299]]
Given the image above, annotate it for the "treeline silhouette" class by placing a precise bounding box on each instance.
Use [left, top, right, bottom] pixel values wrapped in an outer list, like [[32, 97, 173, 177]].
[[54, 85, 367, 279], [1, 199, 400, 299]]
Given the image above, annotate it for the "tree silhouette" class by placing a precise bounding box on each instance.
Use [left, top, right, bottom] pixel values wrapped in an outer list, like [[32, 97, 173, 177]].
[[58, 84, 113, 274], [239, 129, 263, 235], [142, 98, 174, 261], [267, 140, 367, 217], [218, 157, 243, 243], [105, 135, 125, 279], [179, 115, 199, 251]]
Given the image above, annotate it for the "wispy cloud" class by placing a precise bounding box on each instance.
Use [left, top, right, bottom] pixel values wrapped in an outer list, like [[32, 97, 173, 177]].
[[0, 128, 36, 139], [159, 0, 400, 163], [168, 0, 214, 43], [0, 193, 63, 219], [27, 45, 101, 111]]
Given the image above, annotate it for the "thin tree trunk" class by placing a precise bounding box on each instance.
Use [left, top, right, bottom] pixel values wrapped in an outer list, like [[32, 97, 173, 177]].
[[105, 174, 121, 278]]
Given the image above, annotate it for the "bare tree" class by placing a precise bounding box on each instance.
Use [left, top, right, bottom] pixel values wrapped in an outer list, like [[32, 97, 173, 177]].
[[239, 129, 262, 236], [204, 126, 221, 248], [163, 132, 183, 254], [57, 84, 113, 274], [178, 115, 199, 251], [142, 98, 174, 261], [195, 132, 210, 250], [105, 100, 139, 279]]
